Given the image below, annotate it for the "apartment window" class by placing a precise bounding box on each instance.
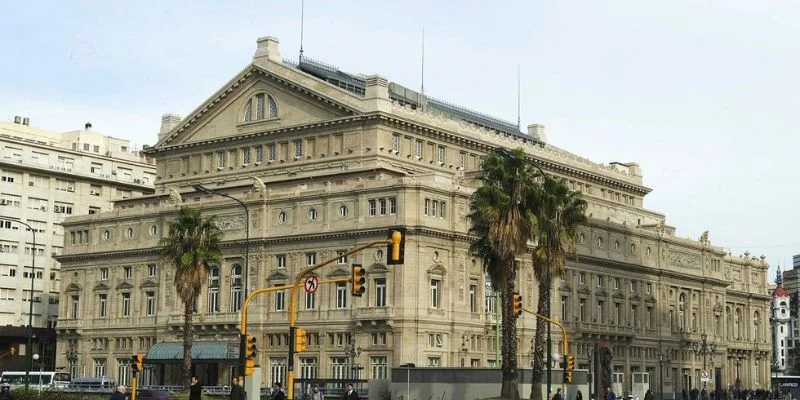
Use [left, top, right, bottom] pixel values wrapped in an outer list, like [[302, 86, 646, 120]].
[[579, 298, 586, 322], [613, 303, 621, 325], [469, 281, 477, 313], [337, 251, 348, 265], [613, 278, 619, 290], [242, 148, 251, 165], [415, 140, 423, 159], [277, 255, 287, 269], [98, 294, 107, 318], [308, 208, 318, 220], [338, 204, 348, 218], [331, 358, 347, 381], [299, 357, 318, 380], [124, 266, 132, 279], [597, 300, 605, 323], [293, 139, 303, 159], [424, 199, 430, 215], [368, 199, 376, 216], [270, 358, 287, 389], [391, 134, 400, 153], [71, 295, 79, 318], [255, 145, 264, 163], [375, 278, 387, 307], [597, 276, 605, 288], [146, 292, 156, 316], [428, 333, 443, 347], [230, 265, 243, 312], [371, 356, 388, 379], [379, 199, 387, 215], [100, 268, 109, 280], [630, 281, 636, 292], [83, 143, 90, 151], [579, 272, 585, 285], [93, 359, 107, 377], [275, 287, 285, 311], [54, 202, 73, 215], [336, 283, 347, 309], [561, 296, 569, 321], [437, 146, 446, 164], [208, 267, 220, 313], [389, 198, 397, 214], [430, 279, 440, 308], [646, 283, 652, 294], [305, 291, 315, 310], [121, 293, 131, 317], [306, 252, 316, 266], [267, 143, 276, 162], [647, 306, 654, 328], [631, 304, 638, 326], [148, 264, 157, 277], [458, 152, 466, 169], [427, 357, 441, 367]]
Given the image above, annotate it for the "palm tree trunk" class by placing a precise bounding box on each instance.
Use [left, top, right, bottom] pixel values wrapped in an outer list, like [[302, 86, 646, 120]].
[[500, 261, 521, 400], [530, 276, 550, 400], [183, 299, 194, 390]]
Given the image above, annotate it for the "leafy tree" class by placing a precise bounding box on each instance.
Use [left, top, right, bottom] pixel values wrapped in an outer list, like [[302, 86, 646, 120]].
[[160, 207, 223, 389], [529, 173, 587, 400], [469, 148, 540, 400]]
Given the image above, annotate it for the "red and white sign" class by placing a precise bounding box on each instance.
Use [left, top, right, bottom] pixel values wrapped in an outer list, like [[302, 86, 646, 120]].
[[304, 275, 319, 293], [700, 370, 710, 382]]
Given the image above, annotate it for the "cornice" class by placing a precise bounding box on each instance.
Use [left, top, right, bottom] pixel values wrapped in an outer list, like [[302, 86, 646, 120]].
[[571, 254, 732, 288]]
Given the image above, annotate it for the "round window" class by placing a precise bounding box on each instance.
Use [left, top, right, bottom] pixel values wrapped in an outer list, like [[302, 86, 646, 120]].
[[596, 237, 603, 248], [613, 240, 620, 250], [630, 243, 636, 254], [278, 211, 287, 224], [308, 208, 318, 221], [126, 227, 134, 238], [646, 247, 652, 257], [375, 249, 384, 261], [103, 230, 111, 240], [339, 205, 348, 218], [149, 225, 158, 237]]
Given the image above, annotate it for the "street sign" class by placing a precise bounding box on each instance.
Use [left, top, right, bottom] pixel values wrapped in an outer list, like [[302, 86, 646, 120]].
[[700, 369, 710, 382], [304, 275, 319, 294], [227, 342, 240, 359]]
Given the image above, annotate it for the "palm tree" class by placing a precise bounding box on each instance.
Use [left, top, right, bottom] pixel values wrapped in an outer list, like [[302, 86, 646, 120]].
[[528, 174, 587, 400], [160, 207, 223, 390], [469, 148, 540, 400]]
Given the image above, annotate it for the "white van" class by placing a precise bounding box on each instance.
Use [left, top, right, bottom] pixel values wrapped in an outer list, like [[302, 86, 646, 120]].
[[0, 371, 71, 390], [68, 376, 117, 390]]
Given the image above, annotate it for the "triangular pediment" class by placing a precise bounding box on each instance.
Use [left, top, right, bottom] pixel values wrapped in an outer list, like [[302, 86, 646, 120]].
[[140, 279, 159, 289], [116, 281, 134, 291], [327, 267, 349, 277], [595, 288, 608, 297], [266, 270, 290, 282], [612, 291, 625, 300], [576, 286, 591, 295], [157, 65, 362, 148], [367, 263, 389, 273], [558, 282, 572, 292], [629, 293, 642, 302], [93, 282, 111, 292], [644, 295, 656, 304], [65, 282, 83, 293], [427, 264, 447, 276]]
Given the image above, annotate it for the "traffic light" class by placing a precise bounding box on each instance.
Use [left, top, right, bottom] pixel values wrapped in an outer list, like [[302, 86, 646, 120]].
[[294, 327, 307, 353], [563, 355, 575, 383], [352, 264, 366, 296], [512, 292, 523, 318], [132, 353, 143, 374], [386, 228, 405, 265], [243, 335, 257, 376]]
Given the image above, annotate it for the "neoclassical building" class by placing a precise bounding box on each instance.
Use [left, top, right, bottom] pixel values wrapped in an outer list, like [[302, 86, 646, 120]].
[[55, 36, 771, 394]]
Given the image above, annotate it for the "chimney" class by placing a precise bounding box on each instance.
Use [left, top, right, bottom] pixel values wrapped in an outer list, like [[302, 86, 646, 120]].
[[85, 122, 92, 131], [253, 36, 282, 64], [527, 123, 547, 143], [159, 113, 182, 137], [22, 117, 29, 126], [364, 75, 389, 99], [13, 116, 21, 124]]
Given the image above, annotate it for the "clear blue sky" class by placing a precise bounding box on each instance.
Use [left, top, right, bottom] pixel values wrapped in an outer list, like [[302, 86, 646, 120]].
[[3, 1, 799, 282]]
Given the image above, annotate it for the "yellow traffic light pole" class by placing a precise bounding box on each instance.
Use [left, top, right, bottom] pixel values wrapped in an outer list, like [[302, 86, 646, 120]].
[[287, 231, 403, 400], [522, 309, 569, 395]]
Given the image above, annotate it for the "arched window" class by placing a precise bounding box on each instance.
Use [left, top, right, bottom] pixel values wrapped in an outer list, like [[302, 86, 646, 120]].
[[753, 311, 760, 342], [726, 306, 733, 339], [243, 93, 278, 122], [734, 308, 742, 339], [230, 265, 243, 312], [207, 267, 220, 313], [678, 293, 686, 331]]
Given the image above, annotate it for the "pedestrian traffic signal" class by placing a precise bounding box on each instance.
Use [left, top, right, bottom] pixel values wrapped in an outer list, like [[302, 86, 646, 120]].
[[563, 355, 575, 383], [352, 264, 366, 296], [132, 353, 143, 374], [294, 327, 307, 353], [387, 228, 405, 265], [244, 335, 257, 359], [512, 292, 523, 318]]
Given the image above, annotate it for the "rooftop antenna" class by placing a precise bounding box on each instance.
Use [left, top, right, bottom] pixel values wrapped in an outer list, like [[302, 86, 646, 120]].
[[517, 64, 521, 130], [418, 28, 425, 110], [299, 0, 305, 61]]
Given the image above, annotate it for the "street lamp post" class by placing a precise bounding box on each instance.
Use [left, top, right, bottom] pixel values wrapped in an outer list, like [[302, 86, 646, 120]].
[[193, 185, 250, 297], [587, 344, 595, 400], [0, 218, 36, 390], [344, 340, 361, 381], [32, 353, 42, 394], [734, 357, 742, 394], [65, 344, 78, 378], [691, 333, 716, 391], [659, 351, 671, 400]]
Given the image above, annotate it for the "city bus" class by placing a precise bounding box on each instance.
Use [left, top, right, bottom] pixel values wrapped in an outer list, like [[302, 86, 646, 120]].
[[0, 371, 71, 390], [773, 376, 800, 399]]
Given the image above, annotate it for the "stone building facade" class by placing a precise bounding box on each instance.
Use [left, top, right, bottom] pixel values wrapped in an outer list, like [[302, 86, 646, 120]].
[[55, 36, 771, 394]]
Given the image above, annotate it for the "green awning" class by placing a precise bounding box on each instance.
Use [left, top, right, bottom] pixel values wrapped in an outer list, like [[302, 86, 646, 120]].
[[145, 341, 235, 363]]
